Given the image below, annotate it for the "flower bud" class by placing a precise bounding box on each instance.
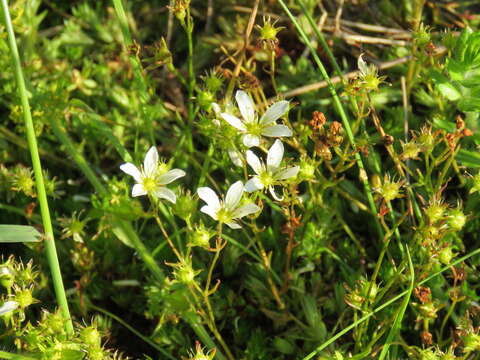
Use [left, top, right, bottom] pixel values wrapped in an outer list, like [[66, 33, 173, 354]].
[[448, 209, 466, 231], [438, 246, 455, 265], [424, 201, 447, 223], [401, 140, 421, 160], [189, 224, 213, 249], [197, 91, 215, 112], [173, 190, 197, 221], [378, 175, 402, 202], [0, 266, 15, 291], [189, 342, 216, 360], [299, 157, 316, 180], [15, 288, 34, 308], [80, 326, 102, 349]]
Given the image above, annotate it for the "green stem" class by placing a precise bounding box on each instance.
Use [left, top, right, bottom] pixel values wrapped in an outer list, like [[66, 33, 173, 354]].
[[278, 0, 383, 239], [301, 247, 480, 359], [112, 0, 154, 144], [1, 0, 73, 335], [185, 9, 195, 123], [50, 117, 107, 196], [0, 351, 37, 360]]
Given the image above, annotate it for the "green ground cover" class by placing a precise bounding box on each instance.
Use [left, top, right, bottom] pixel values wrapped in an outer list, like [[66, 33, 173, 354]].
[[1, 0, 480, 359]]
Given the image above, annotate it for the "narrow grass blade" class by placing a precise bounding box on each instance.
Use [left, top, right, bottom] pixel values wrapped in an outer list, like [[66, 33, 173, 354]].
[[0, 351, 37, 360], [378, 245, 414, 360], [0, 225, 41, 243]]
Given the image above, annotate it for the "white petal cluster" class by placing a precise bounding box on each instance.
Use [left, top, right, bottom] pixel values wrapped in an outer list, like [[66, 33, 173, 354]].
[[120, 146, 185, 203], [244, 139, 299, 200], [221, 90, 292, 147], [197, 181, 260, 229]]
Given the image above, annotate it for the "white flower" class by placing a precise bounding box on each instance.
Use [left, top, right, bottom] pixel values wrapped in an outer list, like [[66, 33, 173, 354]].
[[220, 90, 292, 147], [244, 139, 299, 200], [197, 181, 261, 229], [120, 146, 185, 203], [0, 301, 18, 316]]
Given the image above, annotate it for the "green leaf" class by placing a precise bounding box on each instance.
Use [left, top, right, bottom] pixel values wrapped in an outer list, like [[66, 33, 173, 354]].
[[430, 70, 461, 101], [0, 225, 41, 243], [457, 149, 480, 168]]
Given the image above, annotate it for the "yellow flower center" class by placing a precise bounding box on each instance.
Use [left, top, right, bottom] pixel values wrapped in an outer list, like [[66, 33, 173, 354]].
[[142, 176, 157, 192], [259, 171, 275, 187], [216, 208, 233, 223], [245, 122, 263, 136]]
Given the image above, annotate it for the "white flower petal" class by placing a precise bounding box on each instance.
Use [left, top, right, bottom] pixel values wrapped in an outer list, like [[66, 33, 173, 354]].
[[260, 100, 289, 125], [235, 90, 255, 123], [246, 150, 263, 174], [244, 177, 264, 192], [144, 146, 159, 176], [212, 102, 221, 115], [358, 53, 368, 76], [269, 186, 284, 201], [242, 134, 260, 148], [228, 149, 243, 167], [225, 181, 244, 210], [154, 187, 176, 203], [225, 221, 242, 229], [197, 187, 221, 211], [275, 166, 300, 180], [262, 125, 293, 137], [132, 183, 147, 197], [221, 113, 247, 131], [267, 139, 284, 172], [120, 163, 142, 182], [0, 301, 18, 315], [157, 169, 186, 185], [200, 205, 218, 220], [232, 203, 261, 218]]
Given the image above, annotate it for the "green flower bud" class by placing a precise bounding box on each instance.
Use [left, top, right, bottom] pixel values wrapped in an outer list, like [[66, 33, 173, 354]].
[[173, 191, 197, 221], [0, 266, 15, 291], [401, 140, 421, 160], [424, 201, 447, 223], [189, 224, 213, 249], [378, 175, 402, 202], [197, 91, 215, 112], [204, 71, 224, 93], [414, 23, 432, 47], [438, 246, 455, 265], [258, 18, 284, 42], [80, 326, 102, 348], [448, 209, 466, 231], [299, 157, 316, 180], [15, 288, 33, 308]]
